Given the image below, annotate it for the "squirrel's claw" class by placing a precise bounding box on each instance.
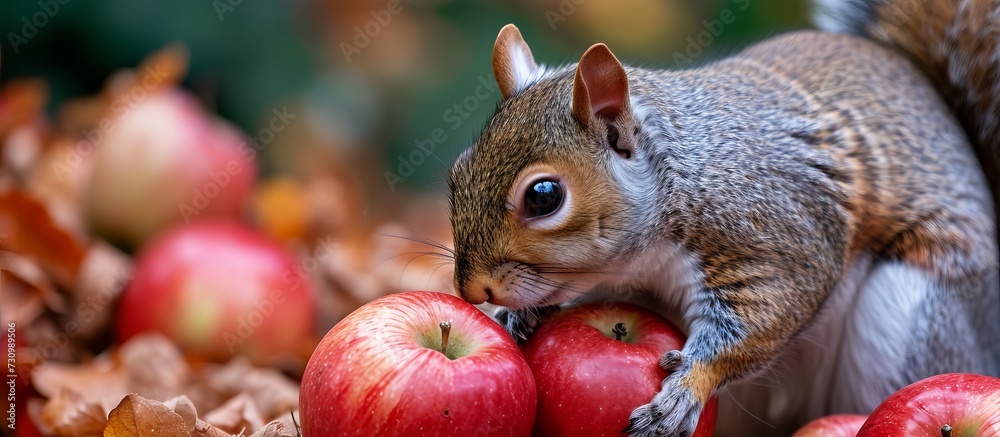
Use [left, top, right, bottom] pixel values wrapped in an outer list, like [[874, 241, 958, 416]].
[[493, 305, 559, 341], [624, 361, 703, 437]]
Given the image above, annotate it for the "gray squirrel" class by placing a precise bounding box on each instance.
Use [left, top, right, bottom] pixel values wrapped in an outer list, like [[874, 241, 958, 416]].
[[447, 0, 1000, 435]]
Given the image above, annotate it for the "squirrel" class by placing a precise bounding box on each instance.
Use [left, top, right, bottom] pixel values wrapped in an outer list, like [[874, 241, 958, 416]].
[[447, 0, 1000, 435]]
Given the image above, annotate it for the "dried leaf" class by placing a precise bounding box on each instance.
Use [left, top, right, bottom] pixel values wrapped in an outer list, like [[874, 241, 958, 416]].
[[202, 393, 265, 434], [249, 411, 300, 437], [0, 189, 87, 289], [119, 333, 190, 402], [252, 177, 310, 243], [32, 357, 128, 405], [99, 45, 188, 111], [161, 396, 198, 432], [103, 393, 190, 437], [26, 137, 96, 238], [2, 250, 67, 314], [3, 123, 44, 178], [66, 241, 131, 342], [191, 420, 232, 437], [40, 388, 109, 437], [200, 359, 299, 420], [27, 396, 51, 437], [0, 255, 49, 327], [0, 79, 48, 135]]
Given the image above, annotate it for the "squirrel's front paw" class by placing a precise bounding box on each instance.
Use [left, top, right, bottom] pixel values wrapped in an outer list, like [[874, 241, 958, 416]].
[[624, 357, 703, 437], [493, 305, 559, 341]]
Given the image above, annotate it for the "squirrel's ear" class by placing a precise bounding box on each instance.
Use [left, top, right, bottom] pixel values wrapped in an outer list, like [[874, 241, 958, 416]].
[[572, 43, 630, 126], [493, 24, 538, 101]]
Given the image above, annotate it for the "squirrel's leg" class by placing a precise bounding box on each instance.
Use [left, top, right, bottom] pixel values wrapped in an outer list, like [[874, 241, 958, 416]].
[[625, 279, 807, 437], [828, 259, 999, 413], [829, 206, 1000, 410]]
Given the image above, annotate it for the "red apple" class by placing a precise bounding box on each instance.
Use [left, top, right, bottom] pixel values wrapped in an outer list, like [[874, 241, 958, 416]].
[[792, 414, 868, 437], [116, 221, 315, 366], [857, 373, 1000, 436], [86, 89, 256, 249], [521, 303, 717, 437], [299, 291, 536, 437]]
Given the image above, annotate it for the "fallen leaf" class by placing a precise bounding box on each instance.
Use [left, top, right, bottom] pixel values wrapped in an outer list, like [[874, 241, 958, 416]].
[[191, 420, 232, 437], [202, 393, 265, 434], [32, 356, 130, 418], [3, 123, 44, 179], [0, 189, 87, 289], [0, 79, 48, 135], [252, 177, 310, 243], [66, 241, 132, 342], [249, 411, 300, 437], [200, 359, 299, 420], [119, 333, 190, 402], [0, 256, 49, 328], [1, 250, 67, 314], [26, 137, 96, 238], [26, 396, 51, 437], [161, 396, 198, 432], [103, 393, 190, 437], [39, 388, 109, 437]]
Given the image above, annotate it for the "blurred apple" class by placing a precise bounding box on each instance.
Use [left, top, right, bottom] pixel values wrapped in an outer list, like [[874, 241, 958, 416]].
[[300, 291, 536, 436], [116, 221, 315, 366], [86, 89, 256, 249], [792, 414, 868, 437], [521, 303, 717, 437]]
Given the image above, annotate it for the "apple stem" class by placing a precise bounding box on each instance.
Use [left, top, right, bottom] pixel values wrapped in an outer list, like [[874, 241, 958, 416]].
[[439, 321, 452, 356], [941, 424, 952, 437], [612, 323, 627, 341]]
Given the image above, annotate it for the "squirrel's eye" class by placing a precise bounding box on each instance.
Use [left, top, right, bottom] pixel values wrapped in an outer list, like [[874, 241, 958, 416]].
[[524, 179, 563, 217]]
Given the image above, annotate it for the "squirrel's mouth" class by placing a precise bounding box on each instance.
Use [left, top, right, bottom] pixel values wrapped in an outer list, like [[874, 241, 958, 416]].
[[492, 262, 581, 309]]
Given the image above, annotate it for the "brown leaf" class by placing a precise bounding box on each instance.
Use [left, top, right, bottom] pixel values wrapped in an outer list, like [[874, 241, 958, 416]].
[[3, 122, 44, 179], [66, 241, 132, 342], [159, 395, 232, 437], [161, 396, 198, 432], [119, 333, 190, 402], [1, 250, 67, 314], [32, 356, 128, 403], [103, 393, 190, 437], [202, 393, 265, 434], [26, 137, 96, 238], [0, 79, 49, 135], [191, 420, 233, 437], [28, 396, 53, 437], [252, 177, 310, 243], [200, 359, 299, 420], [98, 44, 189, 108], [249, 411, 300, 437], [39, 388, 109, 437], [0, 189, 87, 289], [0, 255, 50, 328]]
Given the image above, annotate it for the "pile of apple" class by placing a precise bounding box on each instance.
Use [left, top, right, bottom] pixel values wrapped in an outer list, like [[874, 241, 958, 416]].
[[79, 83, 319, 368], [298, 292, 716, 436], [299, 291, 1000, 437]]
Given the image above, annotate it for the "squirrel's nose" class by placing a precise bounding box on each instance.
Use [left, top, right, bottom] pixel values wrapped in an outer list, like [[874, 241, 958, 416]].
[[459, 283, 491, 304]]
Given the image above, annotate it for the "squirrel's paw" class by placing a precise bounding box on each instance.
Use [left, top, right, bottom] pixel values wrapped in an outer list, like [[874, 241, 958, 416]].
[[493, 305, 559, 341], [624, 359, 703, 437]]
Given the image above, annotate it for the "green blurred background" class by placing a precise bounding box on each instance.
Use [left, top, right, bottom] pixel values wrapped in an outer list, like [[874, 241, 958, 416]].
[[1, 0, 810, 199]]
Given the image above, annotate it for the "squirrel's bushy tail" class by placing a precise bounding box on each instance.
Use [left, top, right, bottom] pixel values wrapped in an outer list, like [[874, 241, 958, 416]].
[[815, 0, 1000, 195]]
